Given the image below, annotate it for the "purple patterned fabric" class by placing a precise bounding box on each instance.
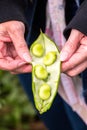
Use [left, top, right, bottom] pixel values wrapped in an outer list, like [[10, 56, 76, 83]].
[[45, 0, 87, 124]]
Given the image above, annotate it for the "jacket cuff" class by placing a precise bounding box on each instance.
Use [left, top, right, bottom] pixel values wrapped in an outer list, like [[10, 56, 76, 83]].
[[64, 0, 87, 39], [0, 0, 27, 24]]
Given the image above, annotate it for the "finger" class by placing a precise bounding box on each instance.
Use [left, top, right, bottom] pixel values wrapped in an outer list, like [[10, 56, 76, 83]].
[[0, 58, 26, 71], [0, 25, 11, 42], [60, 29, 84, 61], [10, 64, 32, 74], [65, 61, 87, 76], [61, 48, 87, 72], [7, 21, 32, 62], [80, 36, 87, 47], [0, 34, 11, 42]]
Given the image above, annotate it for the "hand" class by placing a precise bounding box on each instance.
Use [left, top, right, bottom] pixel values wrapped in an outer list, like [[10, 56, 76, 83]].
[[60, 29, 87, 76], [0, 21, 32, 74]]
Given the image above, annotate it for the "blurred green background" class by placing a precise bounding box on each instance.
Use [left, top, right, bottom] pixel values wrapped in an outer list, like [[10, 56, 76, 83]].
[[0, 70, 37, 130]]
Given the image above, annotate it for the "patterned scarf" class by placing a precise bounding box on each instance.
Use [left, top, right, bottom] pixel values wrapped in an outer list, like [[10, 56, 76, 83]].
[[45, 0, 87, 124]]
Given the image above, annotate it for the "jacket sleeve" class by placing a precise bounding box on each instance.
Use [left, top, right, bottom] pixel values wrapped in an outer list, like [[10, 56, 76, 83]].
[[0, 0, 28, 24], [64, 0, 87, 39]]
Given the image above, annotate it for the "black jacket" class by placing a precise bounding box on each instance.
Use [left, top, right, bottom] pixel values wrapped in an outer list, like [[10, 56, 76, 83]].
[[64, 0, 87, 38], [0, 0, 86, 39], [0, 0, 47, 42]]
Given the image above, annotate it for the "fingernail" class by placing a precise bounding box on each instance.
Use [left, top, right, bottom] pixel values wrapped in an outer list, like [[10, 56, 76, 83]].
[[23, 53, 32, 62], [60, 51, 68, 61]]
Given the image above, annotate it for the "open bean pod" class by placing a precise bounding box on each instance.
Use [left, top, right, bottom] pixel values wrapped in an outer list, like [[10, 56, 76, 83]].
[[30, 32, 61, 114]]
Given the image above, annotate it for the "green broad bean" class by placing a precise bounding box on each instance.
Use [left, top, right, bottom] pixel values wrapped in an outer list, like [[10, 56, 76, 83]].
[[30, 32, 61, 114], [34, 65, 48, 80], [43, 51, 57, 66], [31, 43, 44, 57], [39, 83, 51, 100]]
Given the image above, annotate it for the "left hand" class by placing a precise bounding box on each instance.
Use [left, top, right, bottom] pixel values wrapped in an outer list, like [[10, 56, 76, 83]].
[[0, 21, 32, 74], [60, 29, 87, 76]]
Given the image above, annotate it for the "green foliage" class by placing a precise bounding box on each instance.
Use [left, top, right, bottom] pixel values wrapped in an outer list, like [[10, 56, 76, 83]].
[[0, 70, 36, 130]]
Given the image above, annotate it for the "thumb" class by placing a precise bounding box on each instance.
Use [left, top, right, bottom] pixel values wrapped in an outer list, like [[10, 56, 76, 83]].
[[8, 22, 32, 63], [13, 35, 32, 63], [60, 29, 84, 61]]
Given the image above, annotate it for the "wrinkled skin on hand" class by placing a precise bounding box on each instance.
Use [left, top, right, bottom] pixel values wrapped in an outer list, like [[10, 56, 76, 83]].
[[60, 29, 87, 76], [0, 21, 32, 74]]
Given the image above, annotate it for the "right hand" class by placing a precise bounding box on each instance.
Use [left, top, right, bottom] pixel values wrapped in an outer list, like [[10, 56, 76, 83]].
[[60, 29, 87, 76], [0, 21, 32, 74]]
